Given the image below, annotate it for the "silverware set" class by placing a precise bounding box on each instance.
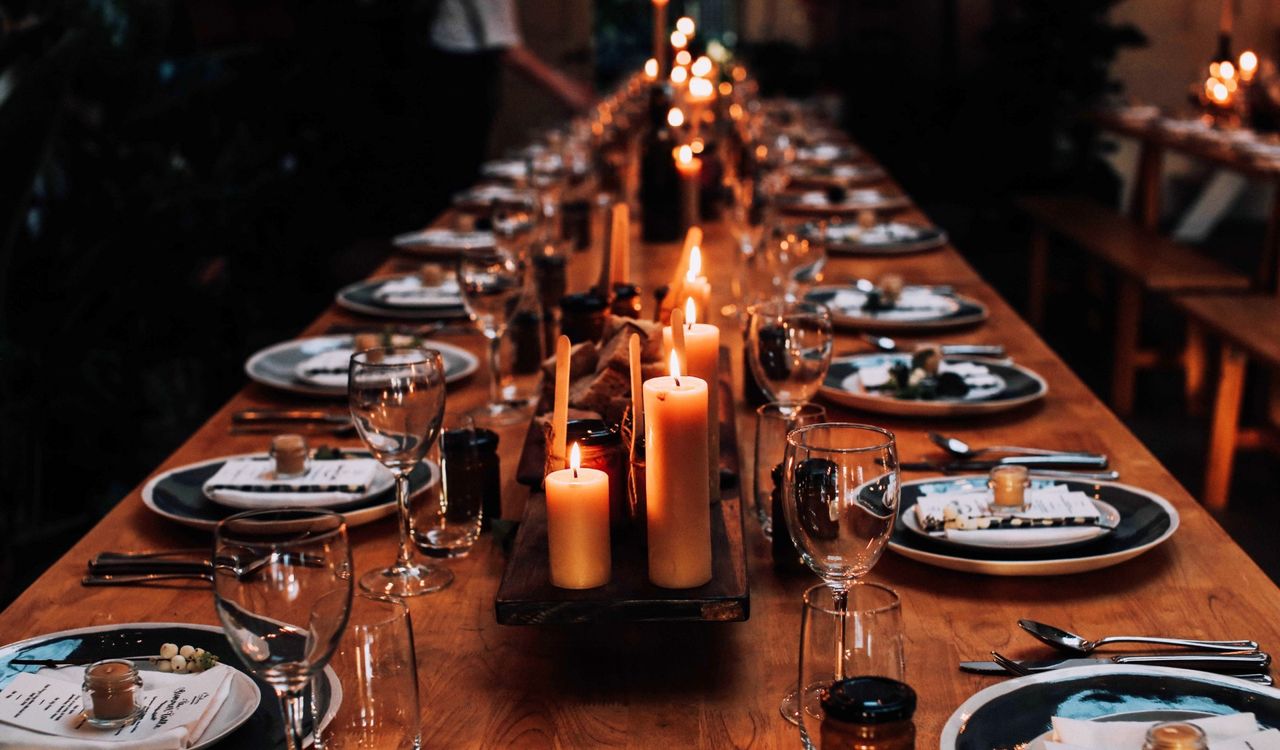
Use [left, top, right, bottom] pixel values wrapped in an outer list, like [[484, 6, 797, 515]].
[[903, 431, 1116, 480], [961, 620, 1270, 684], [230, 409, 354, 436], [82, 548, 326, 587]]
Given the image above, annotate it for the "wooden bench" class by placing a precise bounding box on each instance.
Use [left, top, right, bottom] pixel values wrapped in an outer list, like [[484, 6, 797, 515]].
[[1168, 293, 1280, 510], [1020, 195, 1252, 416]]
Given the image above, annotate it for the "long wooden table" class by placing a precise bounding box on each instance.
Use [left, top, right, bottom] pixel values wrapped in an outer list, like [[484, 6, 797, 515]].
[[4, 156, 1280, 746]]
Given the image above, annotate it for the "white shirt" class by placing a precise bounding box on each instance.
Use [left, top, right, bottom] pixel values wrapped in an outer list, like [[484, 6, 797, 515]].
[[431, 0, 521, 52]]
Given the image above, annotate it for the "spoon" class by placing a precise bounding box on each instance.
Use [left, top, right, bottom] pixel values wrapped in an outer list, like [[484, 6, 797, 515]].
[[930, 432, 1089, 459], [1018, 620, 1259, 655]]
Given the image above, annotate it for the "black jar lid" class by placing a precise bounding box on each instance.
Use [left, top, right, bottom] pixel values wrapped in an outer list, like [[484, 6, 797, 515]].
[[612, 283, 640, 300], [442, 427, 498, 453], [819, 677, 916, 724], [565, 418, 621, 447], [559, 292, 608, 314]]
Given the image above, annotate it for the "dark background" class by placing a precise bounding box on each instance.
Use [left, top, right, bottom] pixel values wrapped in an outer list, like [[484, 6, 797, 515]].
[[1, 0, 1276, 606]]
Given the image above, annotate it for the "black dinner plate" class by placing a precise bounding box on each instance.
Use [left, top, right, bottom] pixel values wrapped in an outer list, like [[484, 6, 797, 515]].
[[806, 286, 987, 330], [335, 276, 466, 320]]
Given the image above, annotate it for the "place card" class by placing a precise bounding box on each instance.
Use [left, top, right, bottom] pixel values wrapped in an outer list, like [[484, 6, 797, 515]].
[[204, 457, 380, 494], [915, 485, 1100, 533]]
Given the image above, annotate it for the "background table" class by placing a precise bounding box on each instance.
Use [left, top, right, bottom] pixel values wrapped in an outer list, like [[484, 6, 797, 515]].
[[3, 155, 1278, 746]]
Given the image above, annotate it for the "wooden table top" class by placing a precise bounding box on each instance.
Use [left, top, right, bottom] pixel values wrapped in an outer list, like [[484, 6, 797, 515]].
[[1094, 110, 1280, 180], [3, 160, 1278, 747]]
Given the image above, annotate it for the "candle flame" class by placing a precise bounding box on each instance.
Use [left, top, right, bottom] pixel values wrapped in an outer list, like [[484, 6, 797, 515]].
[[644, 58, 659, 79], [570, 441, 581, 473], [718, 81, 733, 96], [675, 50, 692, 67], [667, 107, 685, 127], [669, 349, 682, 379], [687, 244, 702, 279], [677, 144, 694, 165], [685, 296, 696, 325], [690, 138, 705, 154], [676, 16, 695, 36], [670, 66, 688, 85], [1210, 79, 1230, 104], [689, 77, 714, 99], [691, 56, 713, 77], [1241, 50, 1258, 80], [1220, 60, 1237, 81], [1210, 61, 1221, 78], [670, 30, 688, 49]]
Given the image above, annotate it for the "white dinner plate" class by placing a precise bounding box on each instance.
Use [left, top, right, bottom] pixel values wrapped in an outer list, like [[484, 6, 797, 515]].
[[334, 274, 467, 320], [820, 353, 1047, 418], [806, 284, 988, 331], [244, 334, 478, 397]]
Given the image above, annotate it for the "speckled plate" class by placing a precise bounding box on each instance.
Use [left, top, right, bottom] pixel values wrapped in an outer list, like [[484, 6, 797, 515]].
[[244, 334, 478, 397], [942, 666, 1280, 749], [819, 353, 1047, 418], [0, 622, 339, 750], [806, 285, 988, 331], [892, 476, 1177, 575], [335, 275, 467, 320]]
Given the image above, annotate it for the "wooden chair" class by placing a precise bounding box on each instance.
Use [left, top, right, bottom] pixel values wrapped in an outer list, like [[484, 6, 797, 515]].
[[1019, 195, 1251, 416], [1168, 294, 1280, 510]]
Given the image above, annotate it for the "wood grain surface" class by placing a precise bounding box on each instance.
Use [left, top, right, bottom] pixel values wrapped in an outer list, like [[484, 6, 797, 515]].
[[2, 156, 1277, 748]]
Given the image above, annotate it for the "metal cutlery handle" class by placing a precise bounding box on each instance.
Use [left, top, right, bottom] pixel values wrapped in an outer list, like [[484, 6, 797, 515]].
[[1101, 636, 1261, 652], [1000, 454, 1109, 468], [233, 410, 348, 424], [94, 548, 207, 561], [1112, 652, 1271, 670], [1027, 470, 1121, 482], [82, 573, 212, 586], [1228, 674, 1274, 686], [89, 560, 212, 575]]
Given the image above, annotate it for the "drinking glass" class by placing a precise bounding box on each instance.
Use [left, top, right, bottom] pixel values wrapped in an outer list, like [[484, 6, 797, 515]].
[[779, 423, 900, 724], [312, 592, 421, 749], [747, 300, 834, 413], [797, 582, 905, 747], [754, 401, 826, 539], [213, 509, 352, 750], [459, 247, 527, 425], [413, 412, 484, 558], [349, 347, 451, 596], [762, 219, 827, 300], [491, 190, 540, 253]]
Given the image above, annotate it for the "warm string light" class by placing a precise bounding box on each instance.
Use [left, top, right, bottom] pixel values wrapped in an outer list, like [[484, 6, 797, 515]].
[[644, 58, 659, 80], [670, 66, 689, 85], [670, 30, 688, 49], [688, 76, 714, 100], [675, 50, 692, 67], [675, 16, 695, 37], [691, 56, 713, 78], [667, 107, 685, 128]]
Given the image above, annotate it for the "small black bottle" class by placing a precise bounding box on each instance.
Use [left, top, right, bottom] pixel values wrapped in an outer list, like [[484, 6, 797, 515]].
[[640, 84, 683, 243]]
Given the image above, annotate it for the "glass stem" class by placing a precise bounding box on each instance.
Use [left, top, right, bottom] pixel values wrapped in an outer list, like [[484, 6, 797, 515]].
[[832, 585, 849, 682], [486, 333, 503, 407], [395, 472, 414, 570], [278, 689, 308, 750]]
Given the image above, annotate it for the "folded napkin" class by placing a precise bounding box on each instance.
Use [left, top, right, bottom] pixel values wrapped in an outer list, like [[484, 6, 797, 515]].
[[914, 485, 1105, 547], [373, 276, 462, 308], [392, 229, 495, 252], [1047, 712, 1280, 750], [0, 664, 235, 749], [203, 457, 385, 509], [831, 286, 958, 320], [293, 349, 353, 389]]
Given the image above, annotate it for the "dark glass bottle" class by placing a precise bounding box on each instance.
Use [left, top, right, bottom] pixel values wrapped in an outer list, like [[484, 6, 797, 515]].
[[441, 427, 501, 530], [640, 84, 683, 243], [770, 463, 805, 573], [818, 677, 916, 750]]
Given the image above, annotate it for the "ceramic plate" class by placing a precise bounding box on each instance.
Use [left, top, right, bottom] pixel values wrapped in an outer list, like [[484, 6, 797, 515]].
[[786, 163, 887, 188], [244, 335, 478, 397], [451, 184, 532, 213], [335, 275, 467, 320], [819, 353, 1047, 417], [776, 189, 911, 216], [807, 285, 988, 331], [142, 452, 437, 531], [941, 666, 1280, 749], [0, 622, 339, 750], [899, 479, 1120, 550], [891, 476, 1178, 575], [824, 222, 948, 256], [392, 228, 495, 258], [794, 143, 862, 164]]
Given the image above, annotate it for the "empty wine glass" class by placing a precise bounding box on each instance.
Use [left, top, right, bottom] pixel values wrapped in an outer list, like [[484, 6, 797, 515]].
[[491, 190, 540, 253], [349, 347, 451, 596], [747, 299, 834, 415], [779, 423, 900, 724], [459, 247, 527, 425], [762, 218, 827, 300], [213, 509, 352, 750]]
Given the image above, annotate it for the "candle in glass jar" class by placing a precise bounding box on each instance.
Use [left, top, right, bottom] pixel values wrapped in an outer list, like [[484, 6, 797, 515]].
[[644, 351, 712, 588], [545, 442, 611, 589], [989, 464, 1029, 509]]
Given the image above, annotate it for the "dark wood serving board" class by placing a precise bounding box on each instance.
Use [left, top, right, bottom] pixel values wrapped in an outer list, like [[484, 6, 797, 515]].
[[495, 349, 749, 625]]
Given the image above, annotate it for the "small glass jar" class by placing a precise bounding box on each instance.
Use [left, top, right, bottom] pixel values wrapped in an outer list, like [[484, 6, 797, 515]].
[[270, 434, 310, 478], [546, 419, 629, 529], [81, 659, 144, 728], [818, 676, 916, 750], [610, 283, 643, 319], [988, 464, 1030, 512], [1143, 722, 1208, 750], [620, 405, 646, 530], [441, 425, 501, 531], [558, 292, 609, 344]]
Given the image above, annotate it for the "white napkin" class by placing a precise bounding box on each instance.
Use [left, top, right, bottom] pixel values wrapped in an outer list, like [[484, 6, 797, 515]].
[[860, 223, 924, 245], [293, 349, 353, 389], [0, 665, 235, 749], [373, 277, 461, 308], [202, 457, 385, 509], [1047, 712, 1280, 749], [831, 286, 958, 320], [392, 229, 494, 252], [914, 485, 1105, 547]]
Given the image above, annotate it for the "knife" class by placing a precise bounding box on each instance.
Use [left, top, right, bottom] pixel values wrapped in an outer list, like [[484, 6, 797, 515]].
[[902, 454, 1109, 471], [232, 410, 351, 425], [960, 652, 1272, 674]]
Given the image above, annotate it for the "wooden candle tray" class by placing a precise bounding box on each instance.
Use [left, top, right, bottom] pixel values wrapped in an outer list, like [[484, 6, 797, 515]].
[[496, 349, 749, 625]]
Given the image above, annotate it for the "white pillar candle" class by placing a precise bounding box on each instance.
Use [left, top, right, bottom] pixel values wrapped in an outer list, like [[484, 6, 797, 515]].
[[644, 352, 712, 588], [663, 298, 720, 502], [545, 443, 611, 589]]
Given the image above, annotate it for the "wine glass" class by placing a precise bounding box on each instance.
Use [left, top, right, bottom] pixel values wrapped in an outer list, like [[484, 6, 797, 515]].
[[491, 190, 540, 253], [762, 218, 827, 300], [213, 509, 352, 750], [348, 347, 452, 596], [458, 247, 527, 425], [779, 422, 900, 724], [746, 299, 834, 416]]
